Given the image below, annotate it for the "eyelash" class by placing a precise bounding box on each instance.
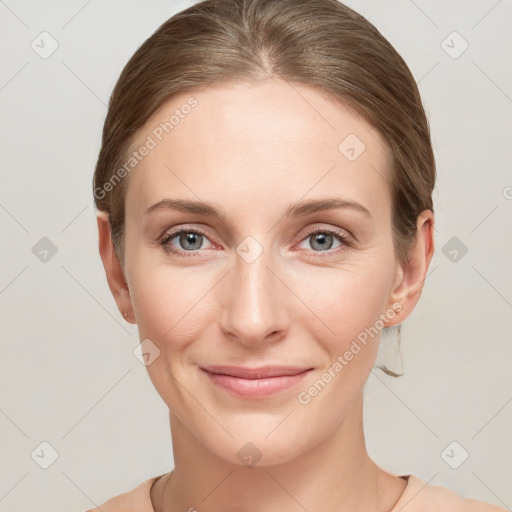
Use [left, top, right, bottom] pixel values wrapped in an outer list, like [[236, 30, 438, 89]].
[[160, 226, 354, 258]]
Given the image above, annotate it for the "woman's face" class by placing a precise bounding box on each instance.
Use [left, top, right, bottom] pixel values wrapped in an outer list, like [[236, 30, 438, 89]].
[[120, 79, 412, 465]]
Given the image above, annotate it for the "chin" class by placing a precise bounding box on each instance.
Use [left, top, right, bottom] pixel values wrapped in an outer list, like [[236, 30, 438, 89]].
[[215, 437, 306, 468], [192, 417, 320, 469]]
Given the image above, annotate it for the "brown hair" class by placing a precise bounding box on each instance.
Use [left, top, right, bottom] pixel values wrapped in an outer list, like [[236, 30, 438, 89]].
[[93, 0, 436, 263], [93, 0, 435, 375]]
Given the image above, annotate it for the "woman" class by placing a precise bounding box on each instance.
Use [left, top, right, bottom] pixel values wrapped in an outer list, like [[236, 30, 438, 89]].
[[89, 0, 506, 510]]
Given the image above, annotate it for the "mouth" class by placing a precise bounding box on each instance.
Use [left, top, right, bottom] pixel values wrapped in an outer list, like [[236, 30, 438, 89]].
[[200, 365, 313, 399]]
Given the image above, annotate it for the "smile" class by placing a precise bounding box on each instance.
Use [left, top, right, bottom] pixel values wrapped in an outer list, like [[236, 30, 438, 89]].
[[200, 366, 313, 399]]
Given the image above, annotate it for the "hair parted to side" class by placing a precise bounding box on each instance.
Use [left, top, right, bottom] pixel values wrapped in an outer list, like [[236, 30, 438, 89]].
[[93, 0, 436, 377]]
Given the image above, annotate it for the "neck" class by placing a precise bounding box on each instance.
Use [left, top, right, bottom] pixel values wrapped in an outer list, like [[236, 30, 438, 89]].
[[154, 391, 405, 512]]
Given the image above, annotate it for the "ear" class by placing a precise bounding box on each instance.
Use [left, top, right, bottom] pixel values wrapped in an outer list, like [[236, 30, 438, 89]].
[[96, 211, 135, 324], [384, 210, 435, 326]]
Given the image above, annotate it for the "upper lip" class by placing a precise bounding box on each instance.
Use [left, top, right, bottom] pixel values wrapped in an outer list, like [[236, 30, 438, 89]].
[[200, 365, 312, 379]]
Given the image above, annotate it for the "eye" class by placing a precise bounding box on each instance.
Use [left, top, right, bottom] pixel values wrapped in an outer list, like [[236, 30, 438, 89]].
[[160, 228, 215, 258], [160, 225, 354, 259], [296, 226, 353, 255]]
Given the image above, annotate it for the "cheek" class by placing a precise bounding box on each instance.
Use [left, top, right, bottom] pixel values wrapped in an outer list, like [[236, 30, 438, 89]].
[[129, 253, 394, 345], [128, 261, 215, 348], [291, 262, 394, 417], [289, 257, 394, 346], [128, 265, 216, 404]]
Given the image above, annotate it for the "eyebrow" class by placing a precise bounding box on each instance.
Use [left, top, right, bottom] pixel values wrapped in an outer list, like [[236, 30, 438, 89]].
[[144, 197, 372, 220]]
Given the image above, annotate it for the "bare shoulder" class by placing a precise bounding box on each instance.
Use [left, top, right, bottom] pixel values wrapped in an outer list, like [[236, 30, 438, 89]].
[[396, 475, 508, 512], [82, 476, 160, 512], [426, 482, 508, 512], [461, 497, 508, 512]]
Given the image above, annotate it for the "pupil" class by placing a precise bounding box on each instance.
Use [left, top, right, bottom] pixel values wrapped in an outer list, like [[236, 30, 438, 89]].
[[312, 233, 332, 251], [182, 233, 201, 250]]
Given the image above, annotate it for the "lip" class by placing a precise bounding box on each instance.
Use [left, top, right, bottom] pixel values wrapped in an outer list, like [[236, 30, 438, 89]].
[[200, 365, 313, 399]]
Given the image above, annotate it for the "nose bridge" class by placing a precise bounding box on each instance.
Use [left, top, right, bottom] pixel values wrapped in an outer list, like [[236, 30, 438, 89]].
[[220, 237, 289, 344]]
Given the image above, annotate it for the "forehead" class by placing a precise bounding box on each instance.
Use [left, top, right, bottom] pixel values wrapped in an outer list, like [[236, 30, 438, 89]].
[[125, 79, 392, 221]]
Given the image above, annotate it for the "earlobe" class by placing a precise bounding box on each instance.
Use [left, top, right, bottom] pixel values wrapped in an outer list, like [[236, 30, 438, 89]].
[[96, 211, 134, 323], [385, 210, 435, 327]]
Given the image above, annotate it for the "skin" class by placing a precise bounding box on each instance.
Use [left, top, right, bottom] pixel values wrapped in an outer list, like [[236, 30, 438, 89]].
[[97, 78, 434, 511]]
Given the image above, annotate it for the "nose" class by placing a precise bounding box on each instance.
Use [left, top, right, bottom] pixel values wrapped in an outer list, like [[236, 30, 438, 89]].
[[219, 244, 290, 347]]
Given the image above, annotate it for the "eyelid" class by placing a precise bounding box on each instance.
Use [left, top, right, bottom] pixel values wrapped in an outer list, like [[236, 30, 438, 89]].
[[298, 223, 355, 245], [160, 222, 353, 243], [161, 225, 214, 248], [160, 224, 211, 241], [160, 223, 354, 257]]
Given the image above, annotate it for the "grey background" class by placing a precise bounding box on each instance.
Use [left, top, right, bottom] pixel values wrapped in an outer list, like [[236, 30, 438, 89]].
[[0, 0, 511, 510]]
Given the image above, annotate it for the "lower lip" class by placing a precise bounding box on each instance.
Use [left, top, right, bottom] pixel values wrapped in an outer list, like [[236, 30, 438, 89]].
[[202, 369, 312, 399]]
